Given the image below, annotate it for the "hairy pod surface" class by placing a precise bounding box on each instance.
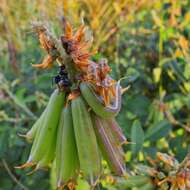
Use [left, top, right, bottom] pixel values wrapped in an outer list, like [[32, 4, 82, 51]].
[[71, 96, 102, 185], [55, 107, 63, 183], [36, 136, 56, 169], [80, 82, 121, 119], [98, 116, 126, 165], [91, 113, 126, 176], [56, 103, 79, 188], [105, 118, 126, 145], [28, 89, 65, 165], [25, 108, 47, 143]]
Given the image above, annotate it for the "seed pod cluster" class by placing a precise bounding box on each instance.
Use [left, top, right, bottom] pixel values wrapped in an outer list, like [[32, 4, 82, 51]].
[[17, 81, 127, 188], [17, 20, 128, 189]]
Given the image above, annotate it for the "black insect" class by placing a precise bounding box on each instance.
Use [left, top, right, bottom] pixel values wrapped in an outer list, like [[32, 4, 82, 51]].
[[52, 65, 71, 90]]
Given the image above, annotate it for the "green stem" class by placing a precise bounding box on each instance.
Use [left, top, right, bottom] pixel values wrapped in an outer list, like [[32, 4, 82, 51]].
[[0, 73, 37, 120], [4, 87, 37, 120], [2, 159, 29, 190]]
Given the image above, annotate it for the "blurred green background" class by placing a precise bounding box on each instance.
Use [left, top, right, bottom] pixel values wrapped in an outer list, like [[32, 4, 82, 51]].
[[1, 0, 190, 189]]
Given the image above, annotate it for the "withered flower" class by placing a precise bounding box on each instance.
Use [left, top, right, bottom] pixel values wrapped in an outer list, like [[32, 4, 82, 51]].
[[32, 25, 58, 69], [60, 20, 93, 72]]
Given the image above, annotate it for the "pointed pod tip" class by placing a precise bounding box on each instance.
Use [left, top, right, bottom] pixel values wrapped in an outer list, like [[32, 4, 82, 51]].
[[31, 64, 43, 68], [57, 180, 76, 190], [17, 133, 33, 143], [15, 162, 35, 169], [121, 86, 130, 95], [35, 163, 41, 170], [67, 180, 77, 190], [57, 180, 62, 189], [17, 133, 27, 138], [121, 140, 136, 146], [26, 164, 42, 175], [87, 174, 101, 188]]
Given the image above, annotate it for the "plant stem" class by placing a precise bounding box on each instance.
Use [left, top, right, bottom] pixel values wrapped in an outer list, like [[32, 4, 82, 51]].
[[2, 159, 29, 190]]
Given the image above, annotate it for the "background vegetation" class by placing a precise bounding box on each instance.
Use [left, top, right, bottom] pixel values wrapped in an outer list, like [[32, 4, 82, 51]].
[[1, 0, 190, 189]]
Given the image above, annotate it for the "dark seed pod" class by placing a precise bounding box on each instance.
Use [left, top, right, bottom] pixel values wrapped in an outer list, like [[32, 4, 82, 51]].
[[59, 65, 65, 70], [54, 75, 61, 84], [59, 70, 68, 76]]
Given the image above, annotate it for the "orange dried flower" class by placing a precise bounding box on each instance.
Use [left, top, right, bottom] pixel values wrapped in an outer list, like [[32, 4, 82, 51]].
[[38, 32, 54, 52], [32, 29, 57, 69], [32, 54, 54, 69], [61, 21, 94, 72]]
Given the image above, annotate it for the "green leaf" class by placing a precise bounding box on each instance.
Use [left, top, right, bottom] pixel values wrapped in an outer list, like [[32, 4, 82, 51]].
[[131, 120, 144, 156], [124, 95, 150, 122], [116, 111, 132, 138], [145, 120, 171, 141], [0, 126, 10, 158]]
